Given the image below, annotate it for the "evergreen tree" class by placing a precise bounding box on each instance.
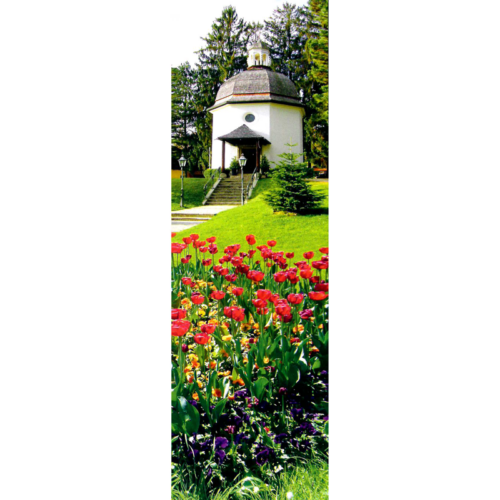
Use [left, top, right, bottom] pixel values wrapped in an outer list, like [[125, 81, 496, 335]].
[[263, 143, 325, 214], [305, 0, 329, 169], [263, 3, 310, 85], [171, 63, 199, 172]]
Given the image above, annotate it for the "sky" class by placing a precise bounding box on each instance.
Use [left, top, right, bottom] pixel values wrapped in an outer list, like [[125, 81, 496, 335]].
[[168, 0, 309, 67]]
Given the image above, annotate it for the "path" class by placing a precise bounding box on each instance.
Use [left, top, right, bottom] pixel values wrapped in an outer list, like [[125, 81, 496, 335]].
[[171, 205, 237, 233]]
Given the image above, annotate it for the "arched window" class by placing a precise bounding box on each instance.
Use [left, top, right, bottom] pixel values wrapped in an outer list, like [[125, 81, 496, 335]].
[[255, 53, 260, 63], [262, 54, 266, 62]]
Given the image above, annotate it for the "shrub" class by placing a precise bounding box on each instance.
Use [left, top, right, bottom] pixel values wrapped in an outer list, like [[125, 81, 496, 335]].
[[260, 154, 271, 177], [263, 143, 325, 214]]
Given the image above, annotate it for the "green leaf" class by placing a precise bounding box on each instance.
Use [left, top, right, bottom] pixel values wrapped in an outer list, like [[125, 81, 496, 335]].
[[211, 399, 227, 424], [287, 364, 300, 388], [254, 377, 269, 401], [185, 402, 200, 435]]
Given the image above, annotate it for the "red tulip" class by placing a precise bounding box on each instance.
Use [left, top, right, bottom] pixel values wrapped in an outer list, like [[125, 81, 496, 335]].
[[300, 268, 313, 279], [291, 337, 300, 343], [308, 291, 328, 301], [206, 237, 216, 243], [171, 232, 177, 238], [312, 260, 328, 270], [210, 290, 225, 300], [273, 272, 287, 283], [190, 234, 199, 241], [171, 308, 187, 320], [224, 274, 238, 282], [202, 258, 212, 266], [181, 255, 192, 264], [199, 247, 208, 253], [288, 273, 300, 284], [287, 293, 304, 305], [319, 247, 329, 254], [193, 240, 206, 249], [268, 293, 281, 304], [282, 313, 294, 323], [200, 324, 216, 335], [191, 293, 205, 304], [252, 299, 268, 309], [309, 276, 320, 284], [248, 249, 256, 258], [232, 287, 244, 296], [208, 244, 218, 255], [267, 240, 277, 247], [295, 261, 309, 269], [314, 282, 329, 292], [255, 307, 269, 315], [286, 252, 294, 259], [256, 289, 272, 301], [247, 270, 265, 282], [256, 245, 268, 251], [223, 306, 245, 322], [246, 234, 256, 245], [300, 309, 314, 320], [275, 301, 292, 317], [303, 251, 314, 260], [171, 243, 185, 254], [181, 277, 193, 286], [183, 237, 192, 245], [171, 319, 191, 337], [194, 333, 210, 345]]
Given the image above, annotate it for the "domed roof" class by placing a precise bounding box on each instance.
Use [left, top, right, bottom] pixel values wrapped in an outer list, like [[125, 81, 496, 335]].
[[208, 68, 302, 111]]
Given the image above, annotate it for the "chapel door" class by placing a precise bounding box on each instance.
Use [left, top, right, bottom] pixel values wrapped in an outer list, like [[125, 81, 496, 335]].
[[240, 147, 257, 173]]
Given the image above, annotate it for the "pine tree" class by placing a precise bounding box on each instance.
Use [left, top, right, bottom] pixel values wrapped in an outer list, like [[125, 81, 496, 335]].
[[263, 3, 310, 86], [171, 63, 199, 172], [263, 143, 325, 214], [304, 0, 329, 170]]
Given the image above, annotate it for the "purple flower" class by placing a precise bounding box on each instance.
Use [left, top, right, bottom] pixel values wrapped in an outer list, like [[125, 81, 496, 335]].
[[255, 448, 270, 466], [225, 425, 236, 435], [274, 433, 289, 444], [181, 344, 189, 353], [278, 387, 287, 395], [323, 415, 329, 421], [234, 389, 249, 398], [215, 449, 226, 465], [235, 433, 250, 445], [290, 408, 303, 420], [214, 437, 229, 450]]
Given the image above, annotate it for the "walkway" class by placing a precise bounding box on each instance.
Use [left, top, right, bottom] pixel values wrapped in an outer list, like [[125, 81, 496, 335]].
[[171, 205, 237, 232]]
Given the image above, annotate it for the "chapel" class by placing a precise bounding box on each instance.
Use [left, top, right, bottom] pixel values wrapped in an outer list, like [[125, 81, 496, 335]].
[[208, 40, 305, 173]]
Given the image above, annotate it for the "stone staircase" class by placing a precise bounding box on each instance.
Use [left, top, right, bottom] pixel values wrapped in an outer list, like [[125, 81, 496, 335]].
[[171, 212, 215, 228], [205, 174, 254, 206]]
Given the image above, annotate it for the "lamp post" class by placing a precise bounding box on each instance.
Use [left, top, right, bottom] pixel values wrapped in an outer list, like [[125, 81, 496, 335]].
[[179, 155, 187, 208], [239, 153, 247, 205]]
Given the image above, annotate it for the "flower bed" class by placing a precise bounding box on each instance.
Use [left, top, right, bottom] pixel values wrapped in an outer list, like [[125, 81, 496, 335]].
[[171, 233, 329, 493]]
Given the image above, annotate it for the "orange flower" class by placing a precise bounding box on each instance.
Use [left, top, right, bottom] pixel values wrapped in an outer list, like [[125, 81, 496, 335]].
[[192, 393, 199, 401], [210, 361, 217, 369], [192, 359, 200, 369], [212, 388, 222, 398], [228, 394, 235, 401]]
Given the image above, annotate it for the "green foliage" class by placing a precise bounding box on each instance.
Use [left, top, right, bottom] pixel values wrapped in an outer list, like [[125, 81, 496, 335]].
[[260, 155, 271, 176], [171, 178, 205, 212], [304, 0, 329, 169], [230, 156, 240, 172], [263, 143, 325, 214]]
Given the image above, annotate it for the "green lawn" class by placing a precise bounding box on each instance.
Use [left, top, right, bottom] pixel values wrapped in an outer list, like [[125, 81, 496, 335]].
[[172, 458, 329, 500], [171, 179, 328, 257], [172, 178, 206, 212]]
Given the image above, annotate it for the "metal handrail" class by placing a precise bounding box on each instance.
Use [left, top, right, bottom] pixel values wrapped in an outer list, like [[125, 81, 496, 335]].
[[203, 167, 220, 195], [244, 166, 260, 203]]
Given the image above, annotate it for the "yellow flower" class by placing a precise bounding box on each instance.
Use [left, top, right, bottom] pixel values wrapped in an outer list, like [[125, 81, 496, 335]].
[[242, 357, 248, 364], [192, 359, 200, 369], [198, 309, 206, 317], [192, 392, 199, 401], [209, 310, 217, 317], [222, 334, 232, 342], [241, 323, 252, 332], [184, 365, 192, 373], [208, 319, 218, 325], [264, 356, 269, 364], [240, 338, 250, 347], [210, 361, 217, 369], [188, 354, 199, 362], [197, 380, 203, 388], [293, 325, 305, 333]]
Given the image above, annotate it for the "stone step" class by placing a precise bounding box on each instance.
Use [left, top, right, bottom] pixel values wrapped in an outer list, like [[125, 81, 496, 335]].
[[171, 213, 215, 219], [171, 217, 212, 223]]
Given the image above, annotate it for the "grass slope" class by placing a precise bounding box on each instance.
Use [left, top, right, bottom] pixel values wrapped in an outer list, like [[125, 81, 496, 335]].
[[172, 458, 329, 500], [172, 180, 328, 257], [172, 178, 206, 212]]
